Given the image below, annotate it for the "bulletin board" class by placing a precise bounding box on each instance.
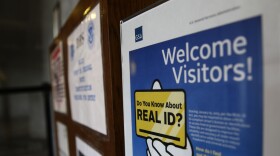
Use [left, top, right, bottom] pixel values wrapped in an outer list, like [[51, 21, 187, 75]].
[[49, 0, 159, 156]]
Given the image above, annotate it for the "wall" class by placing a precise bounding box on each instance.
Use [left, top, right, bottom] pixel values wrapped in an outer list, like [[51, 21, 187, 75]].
[[0, 0, 79, 140]]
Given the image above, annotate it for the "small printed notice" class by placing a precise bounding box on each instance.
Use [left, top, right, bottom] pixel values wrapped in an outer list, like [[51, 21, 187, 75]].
[[50, 42, 67, 114], [67, 3, 107, 134], [57, 122, 70, 156], [76, 137, 102, 156]]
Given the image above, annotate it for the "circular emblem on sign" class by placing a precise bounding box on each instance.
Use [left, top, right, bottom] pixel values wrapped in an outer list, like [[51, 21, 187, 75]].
[[87, 21, 94, 49], [70, 44, 75, 60]]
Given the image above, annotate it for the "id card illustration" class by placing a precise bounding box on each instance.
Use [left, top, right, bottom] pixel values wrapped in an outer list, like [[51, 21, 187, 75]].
[[129, 16, 263, 156]]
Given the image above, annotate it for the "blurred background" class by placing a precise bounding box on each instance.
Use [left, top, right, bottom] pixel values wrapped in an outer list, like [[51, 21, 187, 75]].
[[0, 0, 78, 155]]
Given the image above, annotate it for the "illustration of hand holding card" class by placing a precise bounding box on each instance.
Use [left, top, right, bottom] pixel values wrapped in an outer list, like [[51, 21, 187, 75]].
[[134, 80, 193, 156]]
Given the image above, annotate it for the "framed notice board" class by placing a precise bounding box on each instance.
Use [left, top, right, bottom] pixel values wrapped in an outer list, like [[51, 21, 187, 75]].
[[49, 0, 159, 156], [121, 0, 280, 156]]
